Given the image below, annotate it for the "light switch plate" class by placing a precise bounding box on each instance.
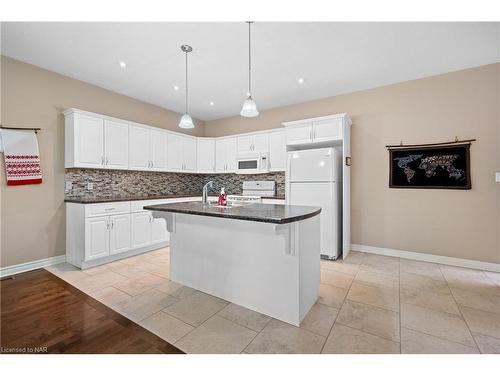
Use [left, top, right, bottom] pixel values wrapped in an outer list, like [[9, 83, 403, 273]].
[[65, 181, 72, 190], [87, 182, 94, 190], [496, 172, 500, 183]]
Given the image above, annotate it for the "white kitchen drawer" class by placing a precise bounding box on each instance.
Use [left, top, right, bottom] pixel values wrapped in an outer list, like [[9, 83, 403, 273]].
[[84, 201, 130, 217], [130, 199, 169, 212]]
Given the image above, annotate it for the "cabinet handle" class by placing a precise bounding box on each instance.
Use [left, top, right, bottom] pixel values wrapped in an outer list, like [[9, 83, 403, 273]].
[[106, 220, 110, 229], [151, 160, 154, 168], [106, 156, 108, 165], [111, 220, 114, 229], [101, 156, 105, 165]]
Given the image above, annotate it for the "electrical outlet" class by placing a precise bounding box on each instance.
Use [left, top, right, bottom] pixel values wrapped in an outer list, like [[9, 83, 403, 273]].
[[65, 181, 72, 190], [87, 182, 94, 190], [496, 172, 500, 183]]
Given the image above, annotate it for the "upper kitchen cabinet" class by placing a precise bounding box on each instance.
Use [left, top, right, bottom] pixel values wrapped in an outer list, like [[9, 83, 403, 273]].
[[130, 125, 168, 172], [284, 123, 313, 146], [183, 137, 197, 172], [197, 138, 216, 173], [129, 124, 150, 170], [65, 109, 128, 169], [167, 133, 197, 172], [149, 128, 168, 171], [283, 114, 349, 146], [104, 120, 129, 169], [268, 130, 286, 171], [237, 133, 269, 153], [215, 137, 237, 173], [167, 133, 183, 172], [312, 118, 343, 142]]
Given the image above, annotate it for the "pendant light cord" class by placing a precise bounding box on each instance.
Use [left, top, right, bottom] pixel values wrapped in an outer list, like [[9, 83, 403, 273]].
[[248, 21, 252, 97], [185, 50, 188, 114]]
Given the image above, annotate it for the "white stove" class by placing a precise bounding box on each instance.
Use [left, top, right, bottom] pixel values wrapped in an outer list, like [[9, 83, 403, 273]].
[[242, 181, 276, 197], [226, 195, 262, 205], [223, 181, 276, 205]]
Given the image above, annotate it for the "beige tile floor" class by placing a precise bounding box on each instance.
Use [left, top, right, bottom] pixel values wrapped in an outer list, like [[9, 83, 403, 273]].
[[45, 248, 500, 354]]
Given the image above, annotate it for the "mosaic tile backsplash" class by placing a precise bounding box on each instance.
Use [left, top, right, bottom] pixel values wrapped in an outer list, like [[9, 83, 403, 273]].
[[65, 169, 285, 199]]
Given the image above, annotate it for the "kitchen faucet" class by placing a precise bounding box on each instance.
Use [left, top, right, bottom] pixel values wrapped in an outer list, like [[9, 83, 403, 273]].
[[202, 180, 214, 204]]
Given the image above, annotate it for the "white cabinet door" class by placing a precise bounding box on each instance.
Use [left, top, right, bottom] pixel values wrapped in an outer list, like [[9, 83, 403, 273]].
[[313, 118, 342, 142], [85, 216, 109, 261], [197, 139, 215, 173], [183, 138, 197, 172], [167, 133, 183, 172], [109, 214, 131, 255], [129, 125, 150, 170], [268, 131, 286, 171], [252, 133, 269, 153], [342, 120, 351, 259], [225, 137, 237, 173], [104, 120, 129, 169], [215, 139, 227, 173], [76, 114, 104, 168], [131, 212, 152, 248], [151, 217, 169, 245], [150, 129, 168, 171], [286, 124, 313, 145], [237, 135, 253, 153]]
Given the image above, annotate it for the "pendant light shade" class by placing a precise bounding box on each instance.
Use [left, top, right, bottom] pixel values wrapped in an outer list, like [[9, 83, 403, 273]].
[[240, 96, 259, 117], [240, 22, 259, 118], [179, 44, 194, 129], [178, 113, 194, 129]]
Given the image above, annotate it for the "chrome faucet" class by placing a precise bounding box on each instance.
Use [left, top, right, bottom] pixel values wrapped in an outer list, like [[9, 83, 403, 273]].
[[202, 181, 214, 204]]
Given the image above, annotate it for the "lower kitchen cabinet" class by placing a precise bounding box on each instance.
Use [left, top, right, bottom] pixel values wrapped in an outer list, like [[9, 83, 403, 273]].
[[66, 199, 174, 269], [131, 212, 153, 248], [84, 213, 132, 261], [84, 216, 110, 261], [109, 214, 132, 255]]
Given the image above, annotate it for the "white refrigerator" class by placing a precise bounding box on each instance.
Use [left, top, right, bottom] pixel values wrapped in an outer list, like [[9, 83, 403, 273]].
[[287, 147, 342, 259]]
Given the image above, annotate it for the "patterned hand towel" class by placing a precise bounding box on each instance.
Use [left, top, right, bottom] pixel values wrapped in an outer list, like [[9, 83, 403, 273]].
[[1, 129, 42, 185]]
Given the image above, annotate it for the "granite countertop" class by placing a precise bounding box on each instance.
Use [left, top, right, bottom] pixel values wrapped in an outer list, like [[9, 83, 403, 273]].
[[64, 194, 285, 204], [144, 201, 320, 224]]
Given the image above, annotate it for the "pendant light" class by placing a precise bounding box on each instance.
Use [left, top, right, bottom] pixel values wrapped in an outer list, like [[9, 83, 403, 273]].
[[240, 21, 259, 118], [178, 44, 195, 129]]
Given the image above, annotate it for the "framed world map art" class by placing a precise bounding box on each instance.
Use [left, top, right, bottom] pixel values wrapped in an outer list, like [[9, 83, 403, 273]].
[[389, 143, 471, 189]]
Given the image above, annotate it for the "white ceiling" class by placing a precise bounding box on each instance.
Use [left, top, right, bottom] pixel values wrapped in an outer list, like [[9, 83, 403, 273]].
[[1, 22, 499, 121]]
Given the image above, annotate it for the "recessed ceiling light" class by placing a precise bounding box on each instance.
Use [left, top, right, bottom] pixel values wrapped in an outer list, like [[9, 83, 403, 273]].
[[173, 85, 179, 91], [209, 101, 215, 106], [119, 61, 127, 68], [298, 78, 305, 84]]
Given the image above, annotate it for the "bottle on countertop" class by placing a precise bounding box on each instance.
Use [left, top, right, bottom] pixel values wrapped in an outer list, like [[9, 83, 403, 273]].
[[218, 188, 227, 206]]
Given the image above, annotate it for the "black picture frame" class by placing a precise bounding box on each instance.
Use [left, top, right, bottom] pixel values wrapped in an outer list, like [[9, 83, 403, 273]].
[[389, 144, 471, 189]]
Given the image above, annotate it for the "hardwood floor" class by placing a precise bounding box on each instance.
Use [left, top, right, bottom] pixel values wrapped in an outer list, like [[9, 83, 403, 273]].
[[0, 269, 183, 354]]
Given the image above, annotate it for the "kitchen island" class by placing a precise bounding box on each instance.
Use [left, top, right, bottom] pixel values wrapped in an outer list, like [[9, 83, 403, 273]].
[[144, 201, 321, 326]]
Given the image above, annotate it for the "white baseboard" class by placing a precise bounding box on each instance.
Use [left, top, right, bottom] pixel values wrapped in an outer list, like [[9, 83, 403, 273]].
[[351, 244, 500, 273], [0, 255, 66, 278]]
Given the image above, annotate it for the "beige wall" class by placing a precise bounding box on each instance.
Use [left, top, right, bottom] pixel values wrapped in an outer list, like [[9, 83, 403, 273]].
[[206, 64, 500, 264], [0, 56, 205, 267], [1, 56, 499, 267]]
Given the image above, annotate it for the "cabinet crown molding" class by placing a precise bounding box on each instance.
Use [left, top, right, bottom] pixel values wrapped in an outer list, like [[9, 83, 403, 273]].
[[282, 113, 352, 127]]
